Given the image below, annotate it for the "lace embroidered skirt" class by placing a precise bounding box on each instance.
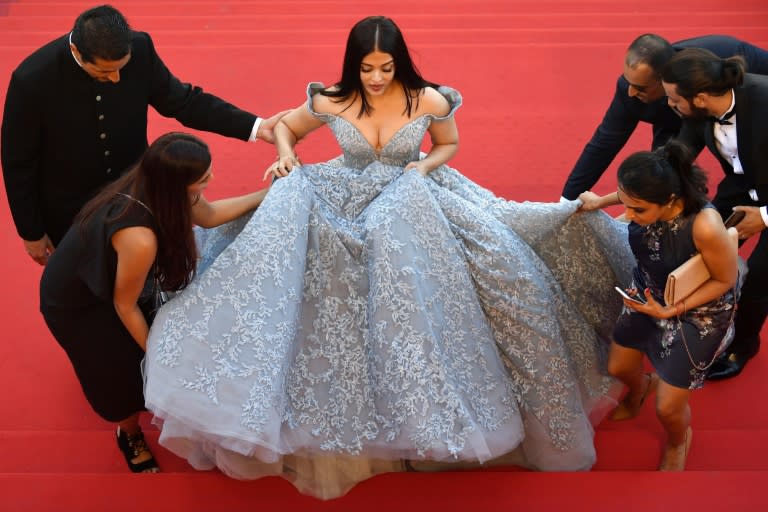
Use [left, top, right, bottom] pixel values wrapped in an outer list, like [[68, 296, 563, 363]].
[[145, 163, 632, 499]]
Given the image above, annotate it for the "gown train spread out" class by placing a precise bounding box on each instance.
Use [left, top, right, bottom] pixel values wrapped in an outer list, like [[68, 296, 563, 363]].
[[144, 85, 633, 499]]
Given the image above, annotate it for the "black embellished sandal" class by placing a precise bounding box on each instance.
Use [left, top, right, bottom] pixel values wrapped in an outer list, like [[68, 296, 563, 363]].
[[116, 427, 160, 473]]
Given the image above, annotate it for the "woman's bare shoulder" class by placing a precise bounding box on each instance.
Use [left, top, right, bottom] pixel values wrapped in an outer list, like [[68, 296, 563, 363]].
[[312, 88, 354, 115], [693, 208, 729, 246], [417, 86, 451, 117]]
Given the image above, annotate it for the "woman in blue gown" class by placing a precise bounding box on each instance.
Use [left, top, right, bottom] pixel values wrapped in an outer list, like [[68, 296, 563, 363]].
[[144, 16, 633, 499]]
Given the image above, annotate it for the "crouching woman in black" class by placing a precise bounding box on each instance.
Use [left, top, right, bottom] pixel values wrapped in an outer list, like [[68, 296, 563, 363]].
[[580, 141, 740, 471], [40, 132, 268, 473]]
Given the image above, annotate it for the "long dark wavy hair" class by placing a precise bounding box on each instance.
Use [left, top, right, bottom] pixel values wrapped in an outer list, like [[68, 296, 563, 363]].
[[321, 16, 438, 118], [617, 140, 708, 217], [77, 132, 211, 291]]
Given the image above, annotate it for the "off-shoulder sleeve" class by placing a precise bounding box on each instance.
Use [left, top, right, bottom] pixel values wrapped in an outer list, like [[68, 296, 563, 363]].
[[428, 86, 463, 121], [305, 82, 334, 123]]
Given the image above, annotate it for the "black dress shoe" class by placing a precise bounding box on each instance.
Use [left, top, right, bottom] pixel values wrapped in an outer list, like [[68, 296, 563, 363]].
[[706, 353, 746, 381]]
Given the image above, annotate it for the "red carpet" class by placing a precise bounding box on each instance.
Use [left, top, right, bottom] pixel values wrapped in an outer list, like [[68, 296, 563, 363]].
[[1, 1, 768, 510]]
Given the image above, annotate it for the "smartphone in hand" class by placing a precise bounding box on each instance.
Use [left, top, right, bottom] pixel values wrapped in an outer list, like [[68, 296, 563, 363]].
[[614, 286, 647, 304], [724, 210, 746, 228]]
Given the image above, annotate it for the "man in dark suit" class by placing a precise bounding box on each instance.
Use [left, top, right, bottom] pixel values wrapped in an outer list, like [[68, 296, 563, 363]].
[[1, 5, 286, 265], [561, 34, 768, 200], [662, 48, 768, 380]]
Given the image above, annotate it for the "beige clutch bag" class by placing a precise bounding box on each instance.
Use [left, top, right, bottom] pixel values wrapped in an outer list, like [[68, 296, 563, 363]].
[[663, 227, 738, 305]]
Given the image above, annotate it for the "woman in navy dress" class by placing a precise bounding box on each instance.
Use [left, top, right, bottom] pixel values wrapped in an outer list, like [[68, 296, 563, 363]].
[[580, 140, 740, 471]]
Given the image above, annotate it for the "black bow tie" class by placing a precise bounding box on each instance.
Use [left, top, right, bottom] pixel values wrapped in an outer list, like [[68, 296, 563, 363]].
[[711, 109, 736, 125]]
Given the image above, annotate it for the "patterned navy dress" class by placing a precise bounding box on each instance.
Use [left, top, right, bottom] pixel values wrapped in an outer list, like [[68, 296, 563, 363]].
[[613, 206, 739, 389]]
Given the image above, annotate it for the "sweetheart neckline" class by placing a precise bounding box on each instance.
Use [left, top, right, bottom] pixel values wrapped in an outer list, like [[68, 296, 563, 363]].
[[330, 114, 430, 155]]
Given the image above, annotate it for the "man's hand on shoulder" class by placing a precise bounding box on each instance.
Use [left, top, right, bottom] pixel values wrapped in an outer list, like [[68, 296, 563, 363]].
[[24, 235, 54, 266]]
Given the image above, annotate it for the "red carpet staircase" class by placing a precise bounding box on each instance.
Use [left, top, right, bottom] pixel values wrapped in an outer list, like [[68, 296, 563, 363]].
[[1, 1, 767, 510]]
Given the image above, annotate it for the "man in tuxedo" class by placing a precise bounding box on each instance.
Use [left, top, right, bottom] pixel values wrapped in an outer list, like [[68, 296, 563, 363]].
[[1, 5, 286, 265], [561, 34, 768, 200], [662, 48, 768, 380]]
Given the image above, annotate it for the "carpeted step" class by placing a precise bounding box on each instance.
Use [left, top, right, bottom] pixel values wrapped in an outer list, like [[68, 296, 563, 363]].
[[0, 430, 193, 473], [1, 12, 767, 32], [0, 470, 767, 512], [3, 0, 768, 17], [593, 428, 768, 471], [1, 28, 766, 49]]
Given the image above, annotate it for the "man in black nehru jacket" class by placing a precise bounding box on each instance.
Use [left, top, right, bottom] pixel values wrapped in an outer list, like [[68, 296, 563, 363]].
[[2, 4, 287, 265]]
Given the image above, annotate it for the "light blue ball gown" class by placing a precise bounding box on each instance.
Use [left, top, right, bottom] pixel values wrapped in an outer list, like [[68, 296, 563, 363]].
[[144, 84, 633, 499]]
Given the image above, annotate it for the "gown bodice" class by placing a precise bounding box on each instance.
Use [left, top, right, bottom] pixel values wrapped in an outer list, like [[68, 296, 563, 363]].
[[305, 82, 462, 169]]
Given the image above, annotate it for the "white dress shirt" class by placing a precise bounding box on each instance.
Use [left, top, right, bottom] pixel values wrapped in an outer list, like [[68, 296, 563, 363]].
[[712, 91, 768, 226]]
